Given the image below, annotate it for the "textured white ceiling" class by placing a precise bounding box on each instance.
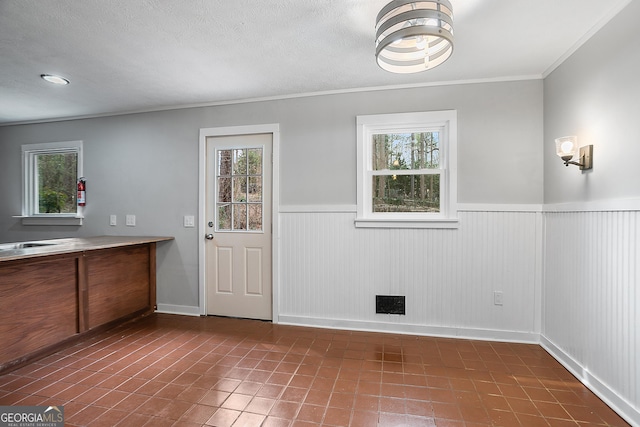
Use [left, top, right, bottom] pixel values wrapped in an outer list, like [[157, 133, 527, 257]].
[[0, 0, 631, 124]]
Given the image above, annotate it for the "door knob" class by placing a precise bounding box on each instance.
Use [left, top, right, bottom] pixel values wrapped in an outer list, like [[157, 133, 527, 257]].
[[205, 234, 214, 240]]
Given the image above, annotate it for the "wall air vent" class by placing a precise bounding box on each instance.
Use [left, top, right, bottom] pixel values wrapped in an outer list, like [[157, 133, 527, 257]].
[[376, 295, 406, 315]]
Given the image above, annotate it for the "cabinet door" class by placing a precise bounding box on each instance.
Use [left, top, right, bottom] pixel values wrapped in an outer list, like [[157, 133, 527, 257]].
[[0, 256, 77, 367], [86, 245, 150, 330]]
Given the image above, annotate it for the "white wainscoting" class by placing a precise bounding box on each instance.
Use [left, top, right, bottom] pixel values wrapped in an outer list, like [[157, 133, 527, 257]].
[[543, 210, 640, 426], [278, 208, 542, 343]]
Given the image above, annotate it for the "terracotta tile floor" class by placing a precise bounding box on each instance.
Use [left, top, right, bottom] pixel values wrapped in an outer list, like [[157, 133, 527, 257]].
[[0, 314, 630, 426]]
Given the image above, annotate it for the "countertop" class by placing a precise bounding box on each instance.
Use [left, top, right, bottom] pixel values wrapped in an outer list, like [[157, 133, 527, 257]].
[[0, 236, 174, 263]]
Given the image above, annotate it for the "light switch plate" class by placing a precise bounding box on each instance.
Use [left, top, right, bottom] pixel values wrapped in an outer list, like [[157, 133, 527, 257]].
[[109, 214, 117, 226], [184, 215, 195, 228], [126, 214, 136, 227]]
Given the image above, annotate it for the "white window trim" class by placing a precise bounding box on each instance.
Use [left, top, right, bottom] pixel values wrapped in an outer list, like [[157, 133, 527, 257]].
[[356, 111, 458, 229], [20, 140, 84, 226]]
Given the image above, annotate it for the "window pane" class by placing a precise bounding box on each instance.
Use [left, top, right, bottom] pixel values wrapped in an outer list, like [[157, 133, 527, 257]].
[[36, 152, 77, 214], [233, 204, 247, 230], [218, 177, 231, 202], [372, 174, 440, 213], [248, 148, 262, 175], [248, 177, 262, 202], [218, 204, 231, 230], [233, 149, 247, 175], [233, 177, 247, 202], [372, 132, 440, 171], [218, 150, 232, 176], [248, 204, 262, 231]]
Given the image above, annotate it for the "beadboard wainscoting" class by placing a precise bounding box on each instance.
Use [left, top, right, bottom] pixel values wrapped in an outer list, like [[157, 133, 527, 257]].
[[278, 207, 543, 343], [543, 209, 640, 425]]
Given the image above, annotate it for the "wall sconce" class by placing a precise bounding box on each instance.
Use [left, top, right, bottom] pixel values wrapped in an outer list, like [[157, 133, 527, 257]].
[[555, 136, 593, 170]]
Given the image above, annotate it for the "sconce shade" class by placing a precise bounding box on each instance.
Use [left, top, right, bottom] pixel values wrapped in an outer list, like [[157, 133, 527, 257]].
[[555, 135, 593, 170], [375, 0, 454, 74], [555, 136, 578, 162]]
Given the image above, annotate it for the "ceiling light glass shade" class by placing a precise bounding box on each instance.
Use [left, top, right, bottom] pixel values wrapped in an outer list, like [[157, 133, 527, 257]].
[[375, 0, 454, 74], [41, 74, 70, 85], [555, 136, 578, 161]]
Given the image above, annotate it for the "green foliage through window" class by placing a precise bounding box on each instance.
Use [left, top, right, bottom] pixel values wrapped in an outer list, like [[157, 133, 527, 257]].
[[37, 153, 77, 214]]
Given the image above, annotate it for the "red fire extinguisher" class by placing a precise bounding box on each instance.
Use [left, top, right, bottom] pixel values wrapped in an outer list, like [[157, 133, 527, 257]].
[[77, 177, 86, 206]]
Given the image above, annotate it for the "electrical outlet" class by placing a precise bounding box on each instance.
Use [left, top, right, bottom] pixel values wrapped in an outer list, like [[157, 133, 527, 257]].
[[493, 291, 504, 306], [126, 214, 136, 227], [184, 215, 195, 228], [109, 214, 117, 226]]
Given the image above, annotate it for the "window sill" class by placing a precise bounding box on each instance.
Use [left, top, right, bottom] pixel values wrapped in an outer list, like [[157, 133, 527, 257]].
[[354, 217, 459, 229], [15, 215, 84, 226]]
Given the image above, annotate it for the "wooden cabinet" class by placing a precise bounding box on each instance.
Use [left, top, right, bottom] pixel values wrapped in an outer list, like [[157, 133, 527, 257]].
[[0, 239, 166, 372], [0, 254, 78, 366], [84, 244, 153, 330]]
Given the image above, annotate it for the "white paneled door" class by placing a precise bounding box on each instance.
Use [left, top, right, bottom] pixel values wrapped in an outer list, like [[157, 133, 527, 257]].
[[205, 133, 272, 320]]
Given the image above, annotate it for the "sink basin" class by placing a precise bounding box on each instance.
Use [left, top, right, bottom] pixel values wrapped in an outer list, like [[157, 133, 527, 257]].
[[0, 242, 57, 251], [15, 242, 56, 248]]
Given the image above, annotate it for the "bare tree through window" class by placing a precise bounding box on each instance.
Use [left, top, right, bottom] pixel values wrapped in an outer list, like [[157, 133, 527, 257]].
[[216, 148, 263, 231], [372, 132, 440, 213]]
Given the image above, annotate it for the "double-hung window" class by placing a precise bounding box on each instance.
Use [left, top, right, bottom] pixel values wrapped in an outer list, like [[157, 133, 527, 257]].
[[21, 140, 84, 225], [356, 111, 457, 228]]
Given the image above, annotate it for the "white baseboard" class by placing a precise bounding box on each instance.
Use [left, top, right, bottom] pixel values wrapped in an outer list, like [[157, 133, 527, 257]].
[[155, 304, 201, 317], [277, 315, 539, 344], [540, 335, 639, 427]]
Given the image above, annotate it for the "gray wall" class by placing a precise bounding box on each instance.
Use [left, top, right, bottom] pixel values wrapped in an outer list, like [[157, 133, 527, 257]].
[[0, 79, 543, 309], [544, 0, 640, 204], [542, 2, 640, 422]]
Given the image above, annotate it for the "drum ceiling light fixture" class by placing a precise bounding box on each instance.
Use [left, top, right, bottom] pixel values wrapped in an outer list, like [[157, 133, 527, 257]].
[[375, 0, 454, 74]]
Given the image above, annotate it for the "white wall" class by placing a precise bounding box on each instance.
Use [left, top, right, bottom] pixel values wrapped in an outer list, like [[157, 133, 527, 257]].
[[543, 1, 640, 424], [279, 209, 541, 342], [543, 211, 639, 424]]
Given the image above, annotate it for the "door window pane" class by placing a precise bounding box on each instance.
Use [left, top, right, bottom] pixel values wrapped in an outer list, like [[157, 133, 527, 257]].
[[233, 177, 247, 202], [218, 177, 231, 202], [248, 177, 262, 202], [218, 204, 231, 230], [233, 204, 247, 230], [233, 149, 247, 174], [216, 147, 264, 232], [218, 150, 232, 176], [248, 204, 262, 230], [248, 149, 262, 175]]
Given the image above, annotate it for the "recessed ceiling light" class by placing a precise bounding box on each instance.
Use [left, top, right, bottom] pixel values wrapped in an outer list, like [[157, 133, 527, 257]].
[[41, 74, 70, 85]]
